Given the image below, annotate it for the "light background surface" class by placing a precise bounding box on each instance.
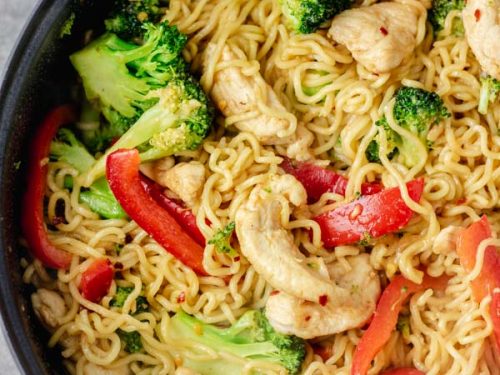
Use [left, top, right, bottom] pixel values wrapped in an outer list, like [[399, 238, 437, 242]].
[[1, 0, 41, 373]]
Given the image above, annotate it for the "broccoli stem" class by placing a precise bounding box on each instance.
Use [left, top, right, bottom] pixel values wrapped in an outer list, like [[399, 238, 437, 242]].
[[81, 108, 177, 187], [479, 79, 492, 115]]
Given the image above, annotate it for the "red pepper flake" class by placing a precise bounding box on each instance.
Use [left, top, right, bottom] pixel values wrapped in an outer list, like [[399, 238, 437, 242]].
[[456, 198, 466, 205], [177, 291, 186, 303], [305, 315, 311, 322], [474, 9, 481, 21], [52, 216, 65, 225], [234, 256, 240, 262], [319, 294, 328, 306], [113, 262, 123, 270], [380, 26, 388, 36], [270, 290, 280, 296]]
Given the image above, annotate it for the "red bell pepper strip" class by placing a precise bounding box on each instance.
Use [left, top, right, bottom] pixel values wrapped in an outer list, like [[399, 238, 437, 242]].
[[456, 216, 500, 350], [315, 179, 424, 247], [140, 175, 206, 247], [381, 369, 425, 375], [281, 158, 383, 202], [21, 105, 76, 269], [80, 258, 114, 303], [106, 149, 207, 275], [351, 273, 449, 375]]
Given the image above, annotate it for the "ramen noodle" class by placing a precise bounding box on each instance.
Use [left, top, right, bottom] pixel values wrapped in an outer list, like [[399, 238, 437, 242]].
[[22, 0, 500, 374]]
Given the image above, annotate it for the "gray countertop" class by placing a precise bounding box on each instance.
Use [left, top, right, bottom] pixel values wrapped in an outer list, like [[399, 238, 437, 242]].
[[1, 0, 39, 374]]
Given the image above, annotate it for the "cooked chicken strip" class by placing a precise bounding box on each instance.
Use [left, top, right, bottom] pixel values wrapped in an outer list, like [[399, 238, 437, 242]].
[[161, 162, 206, 207], [463, 0, 500, 80], [205, 44, 294, 145], [31, 289, 67, 329], [265, 254, 380, 339], [328, 3, 419, 73], [141, 159, 205, 207], [235, 175, 336, 302]]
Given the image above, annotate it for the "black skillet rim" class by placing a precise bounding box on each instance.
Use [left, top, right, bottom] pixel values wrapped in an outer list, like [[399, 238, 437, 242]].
[[0, 0, 69, 373]]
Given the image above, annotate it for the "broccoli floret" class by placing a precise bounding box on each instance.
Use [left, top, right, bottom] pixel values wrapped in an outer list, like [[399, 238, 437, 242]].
[[117, 329, 143, 353], [110, 286, 149, 314], [50, 129, 127, 219], [81, 75, 214, 186], [280, 0, 353, 34], [105, 0, 164, 40], [366, 87, 449, 167], [365, 118, 401, 163], [208, 222, 238, 257], [478, 75, 500, 115], [71, 22, 213, 187], [50, 128, 96, 173], [167, 310, 306, 375], [70, 22, 188, 132], [428, 0, 465, 37]]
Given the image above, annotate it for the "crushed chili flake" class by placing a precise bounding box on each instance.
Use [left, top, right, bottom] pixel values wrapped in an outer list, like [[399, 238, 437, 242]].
[[305, 315, 311, 322], [234, 256, 240, 262], [474, 9, 481, 21], [270, 290, 280, 296], [113, 262, 123, 270], [177, 291, 186, 303], [52, 216, 65, 225], [319, 294, 328, 306], [380, 26, 388, 36]]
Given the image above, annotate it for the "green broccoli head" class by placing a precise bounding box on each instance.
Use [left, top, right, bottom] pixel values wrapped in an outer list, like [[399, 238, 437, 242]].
[[428, 0, 465, 36], [117, 329, 143, 353], [110, 286, 149, 314], [478, 75, 500, 115], [208, 222, 238, 257], [81, 76, 214, 187], [393, 86, 450, 137], [365, 118, 400, 163], [366, 87, 449, 167], [105, 0, 164, 40], [168, 310, 306, 375], [70, 21, 188, 128], [50, 128, 96, 173], [280, 0, 353, 34], [50, 128, 127, 219]]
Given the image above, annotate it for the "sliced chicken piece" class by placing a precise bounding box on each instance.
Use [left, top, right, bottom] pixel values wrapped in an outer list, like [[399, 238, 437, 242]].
[[285, 123, 314, 162], [83, 363, 130, 375], [235, 175, 336, 303], [139, 156, 175, 182], [463, 0, 500, 80], [162, 162, 206, 207], [265, 254, 380, 339], [205, 44, 294, 145], [142, 160, 206, 207], [328, 3, 419, 73], [31, 289, 67, 329]]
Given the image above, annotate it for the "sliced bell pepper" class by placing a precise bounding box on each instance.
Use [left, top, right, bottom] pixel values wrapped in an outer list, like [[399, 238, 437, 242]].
[[21, 106, 76, 269], [315, 179, 424, 247], [106, 149, 207, 275], [351, 273, 449, 375], [80, 258, 114, 303], [281, 157, 383, 202], [456, 216, 500, 350], [140, 175, 206, 246], [381, 369, 425, 375]]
